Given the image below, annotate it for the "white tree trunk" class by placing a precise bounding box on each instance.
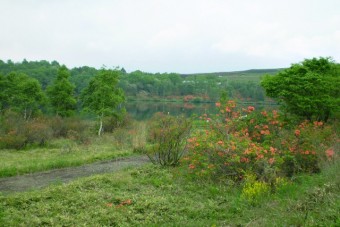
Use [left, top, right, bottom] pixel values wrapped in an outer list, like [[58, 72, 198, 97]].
[[98, 117, 103, 136]]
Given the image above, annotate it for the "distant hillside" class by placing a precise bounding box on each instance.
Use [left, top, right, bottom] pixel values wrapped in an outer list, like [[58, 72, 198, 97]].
[[181, 68, 284, 77]]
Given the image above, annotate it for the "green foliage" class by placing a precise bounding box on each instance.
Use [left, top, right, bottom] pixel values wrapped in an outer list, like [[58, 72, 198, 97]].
[[0, 59, 279, 105], [261, 57, 340, 121], [47, 66, 77, 117], [241, 174, 270, 203], [0, 74, 7, 113], [0, 72, 46, 119], [81, 69, 125, 135], [146, 113, 192, 166], [0, 59, 59, 89]]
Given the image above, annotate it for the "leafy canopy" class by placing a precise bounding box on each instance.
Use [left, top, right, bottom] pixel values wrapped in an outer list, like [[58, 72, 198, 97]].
[[261, 57, 340, 121], [47, 66, 77, 117], [81, 69, 125, 118], [0, 72, 46, 118]]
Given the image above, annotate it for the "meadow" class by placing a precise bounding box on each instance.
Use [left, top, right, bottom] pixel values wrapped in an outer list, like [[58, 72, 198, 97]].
[[0, 153, 338, 226], [0, 103, 339, 226]]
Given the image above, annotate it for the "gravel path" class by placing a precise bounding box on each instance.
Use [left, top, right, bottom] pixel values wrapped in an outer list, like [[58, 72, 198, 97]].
[[0, 155, 149, 193]]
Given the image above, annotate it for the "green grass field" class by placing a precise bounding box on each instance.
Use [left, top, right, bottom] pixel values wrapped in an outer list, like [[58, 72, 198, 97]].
[[0, 160, 338, 226], [0, 123, 149, 178]]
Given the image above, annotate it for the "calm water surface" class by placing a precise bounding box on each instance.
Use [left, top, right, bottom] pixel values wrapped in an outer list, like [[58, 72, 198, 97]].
[[125, 101, 277, 120]]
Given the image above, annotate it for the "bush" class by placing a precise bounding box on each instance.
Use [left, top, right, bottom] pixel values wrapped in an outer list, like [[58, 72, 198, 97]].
[[50, 116, 90, 143], [146, 113, 192, 166], [0, 113, 52, 149], [241, 174, 270, 203], [103, 112, 131, 133], [0, 113, 91, 149], [23, 118, 53, 146], [0, 134, 27, 149], [180, 100, 338, 183]]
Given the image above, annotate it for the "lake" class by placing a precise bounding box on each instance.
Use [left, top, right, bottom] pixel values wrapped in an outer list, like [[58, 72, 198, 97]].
[[124, 101, 278, 120]]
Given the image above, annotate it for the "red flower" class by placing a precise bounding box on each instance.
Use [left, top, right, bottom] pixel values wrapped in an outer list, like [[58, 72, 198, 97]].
[[295, 129, 301, 137], [189, 164, 196, 169], [313, 121, 324, 127], [215, 102, 221, 107], [325, 148, 334, 159], [256, 154, 264, 160], [247, 106, 255, 112], [240, 157, 250, 163]]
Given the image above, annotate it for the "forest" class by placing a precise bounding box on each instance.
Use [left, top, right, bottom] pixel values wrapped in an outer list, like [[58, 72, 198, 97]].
[[0, 59, 276, 104]]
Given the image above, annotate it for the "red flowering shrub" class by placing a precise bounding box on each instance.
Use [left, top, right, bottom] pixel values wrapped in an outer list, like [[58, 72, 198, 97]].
[[275, 120, 336, 175], [181, 100, 338, 183]]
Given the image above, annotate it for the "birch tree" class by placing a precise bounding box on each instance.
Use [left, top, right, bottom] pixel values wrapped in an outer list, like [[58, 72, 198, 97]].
[[81, 69, 125, 136]]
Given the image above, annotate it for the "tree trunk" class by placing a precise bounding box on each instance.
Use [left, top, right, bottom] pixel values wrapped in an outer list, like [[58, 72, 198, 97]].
[[98, 116, 103, 136]]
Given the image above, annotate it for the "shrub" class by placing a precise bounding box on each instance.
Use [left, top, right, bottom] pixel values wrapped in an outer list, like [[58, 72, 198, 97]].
[[181, 100, 338, 183], [241, 174, 270, 203], [0, 134, 27, 149], [0, 113, 52, 149], [24, 118, 53, 146], [103, 112, 131, 133], [147, 113, 192, 166], [50, 116, 90, 143]]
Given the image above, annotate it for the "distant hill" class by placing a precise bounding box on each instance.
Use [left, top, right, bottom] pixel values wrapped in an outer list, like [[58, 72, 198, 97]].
[[181, 68, 284, 77]]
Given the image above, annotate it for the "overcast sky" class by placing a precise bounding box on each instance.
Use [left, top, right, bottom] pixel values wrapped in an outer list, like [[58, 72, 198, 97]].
[[1, 0, 340, 73]]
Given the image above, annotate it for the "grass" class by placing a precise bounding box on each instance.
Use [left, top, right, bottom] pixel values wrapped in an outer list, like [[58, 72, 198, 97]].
[[0, 138, 133, 178], [0, 121, 149, 178], [0, 160, 339, 226]]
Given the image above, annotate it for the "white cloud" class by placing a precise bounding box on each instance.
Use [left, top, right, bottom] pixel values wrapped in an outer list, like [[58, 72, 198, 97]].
[[0, 0, 339, 73]]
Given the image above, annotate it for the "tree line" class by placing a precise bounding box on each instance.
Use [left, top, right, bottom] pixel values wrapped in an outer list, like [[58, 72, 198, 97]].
[[0, 59, 271, 104], [1, 57, 338, 123], [0, 64, 124, 136]]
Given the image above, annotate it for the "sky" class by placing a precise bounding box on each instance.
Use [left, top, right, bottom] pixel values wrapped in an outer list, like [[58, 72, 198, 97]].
[[1, 0, 340, 73]]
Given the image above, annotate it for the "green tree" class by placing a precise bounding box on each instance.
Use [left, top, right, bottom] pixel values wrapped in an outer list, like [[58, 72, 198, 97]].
[[261, 57, 340, 121], [81, 69, 125, 136], [1, 72, 46, 119], [0, 74, 8, 113], [47, 66, 77, 117]]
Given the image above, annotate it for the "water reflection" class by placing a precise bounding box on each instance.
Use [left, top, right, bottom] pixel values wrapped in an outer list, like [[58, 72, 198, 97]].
[[125, 101, 216, 120], [125, 101, 278, 120]]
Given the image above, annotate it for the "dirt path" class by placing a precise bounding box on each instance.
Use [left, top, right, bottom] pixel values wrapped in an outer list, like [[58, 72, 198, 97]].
[[0, 155, 150, 193]]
